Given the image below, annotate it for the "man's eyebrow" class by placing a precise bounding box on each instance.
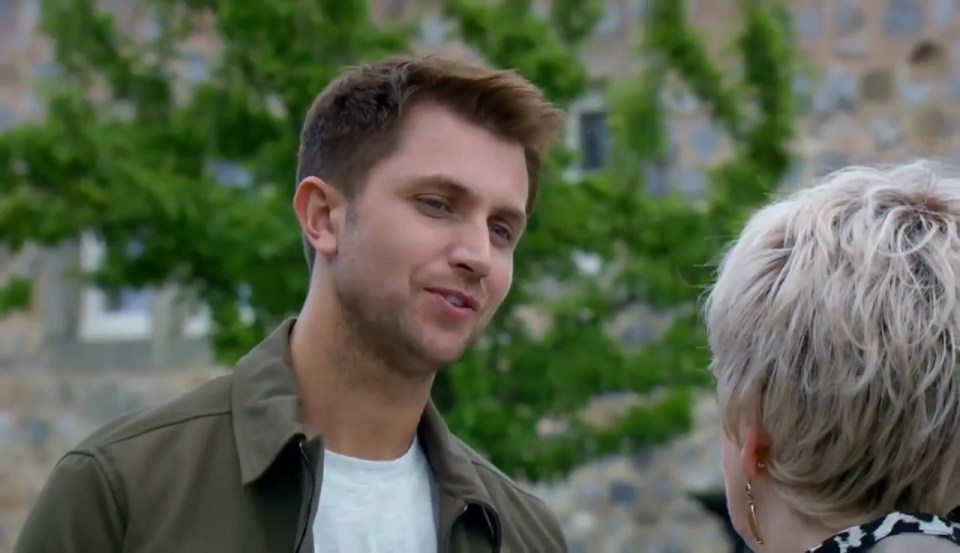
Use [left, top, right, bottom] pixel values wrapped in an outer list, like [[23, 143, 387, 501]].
[[409, 173, 528, 230], [496, 204, 528, 233]]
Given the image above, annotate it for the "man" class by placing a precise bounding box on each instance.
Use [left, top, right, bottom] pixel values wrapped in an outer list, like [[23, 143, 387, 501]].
[[15, 55, 569, 553]]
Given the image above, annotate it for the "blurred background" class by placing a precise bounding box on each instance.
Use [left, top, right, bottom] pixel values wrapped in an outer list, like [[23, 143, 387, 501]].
[[0, 0, 958, 551]]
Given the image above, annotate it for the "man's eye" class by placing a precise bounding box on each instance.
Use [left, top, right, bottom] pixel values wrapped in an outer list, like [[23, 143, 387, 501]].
[[490, 223, 513, 242], [420, 197, 452, 212]]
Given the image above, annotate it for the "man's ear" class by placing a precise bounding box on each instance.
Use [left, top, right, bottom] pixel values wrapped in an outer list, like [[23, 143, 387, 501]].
[[293, 176, 347, 261], [739, 422, 772, 480]]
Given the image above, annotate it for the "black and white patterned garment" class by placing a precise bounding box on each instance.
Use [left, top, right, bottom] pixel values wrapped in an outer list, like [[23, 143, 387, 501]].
[[807, 512, 960, 552]]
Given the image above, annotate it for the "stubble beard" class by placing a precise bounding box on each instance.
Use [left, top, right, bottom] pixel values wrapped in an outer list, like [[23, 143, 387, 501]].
[[335, 278, 465, 380]]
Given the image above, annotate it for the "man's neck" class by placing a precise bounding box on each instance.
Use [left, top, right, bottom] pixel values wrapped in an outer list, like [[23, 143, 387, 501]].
[[289, 305, 435, 461]]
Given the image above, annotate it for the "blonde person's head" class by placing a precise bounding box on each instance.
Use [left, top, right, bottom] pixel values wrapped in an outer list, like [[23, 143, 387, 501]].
[[704, 160, 960, 547]]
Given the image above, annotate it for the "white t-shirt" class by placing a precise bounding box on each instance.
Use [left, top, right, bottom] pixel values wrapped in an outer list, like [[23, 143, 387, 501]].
[[313, 436, 440, 553]]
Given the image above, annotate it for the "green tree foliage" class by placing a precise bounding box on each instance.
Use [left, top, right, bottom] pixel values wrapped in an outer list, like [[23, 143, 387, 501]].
[[0, 0, 799, 481]]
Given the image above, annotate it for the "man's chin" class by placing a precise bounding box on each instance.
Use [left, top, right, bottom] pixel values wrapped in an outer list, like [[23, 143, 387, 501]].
[[412, 335, 475, 369], [426, 344, 472, 368]]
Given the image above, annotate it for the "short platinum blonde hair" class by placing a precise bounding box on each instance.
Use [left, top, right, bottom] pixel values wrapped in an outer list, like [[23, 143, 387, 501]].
[[705, 160, 960, 524]]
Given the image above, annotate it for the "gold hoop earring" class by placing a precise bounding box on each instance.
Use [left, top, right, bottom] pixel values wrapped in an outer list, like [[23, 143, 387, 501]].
[[745, 481, 764, 544]]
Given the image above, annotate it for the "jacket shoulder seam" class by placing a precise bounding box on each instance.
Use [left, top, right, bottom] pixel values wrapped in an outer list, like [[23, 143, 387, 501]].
[[90, 409, 231, 448], [448, 436, 550, 505], [469, 459, 551, 505], [63, 449, 127, 524]]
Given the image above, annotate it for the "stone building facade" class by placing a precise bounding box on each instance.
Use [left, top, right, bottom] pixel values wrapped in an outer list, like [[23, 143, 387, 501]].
[[2, 0, 960, 551]]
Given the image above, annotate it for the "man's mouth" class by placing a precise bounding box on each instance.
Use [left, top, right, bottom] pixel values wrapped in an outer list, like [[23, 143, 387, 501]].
[[426, 288, 479, 311]]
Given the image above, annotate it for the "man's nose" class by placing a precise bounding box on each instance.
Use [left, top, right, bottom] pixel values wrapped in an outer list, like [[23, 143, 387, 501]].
[[449, 223, 492, 277]]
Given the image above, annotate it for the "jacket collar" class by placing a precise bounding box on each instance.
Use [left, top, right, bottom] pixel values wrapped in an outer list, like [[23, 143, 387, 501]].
[[230, 318, 304, 484], [230, 317, 499, 508], [418, 396, 498, 505]]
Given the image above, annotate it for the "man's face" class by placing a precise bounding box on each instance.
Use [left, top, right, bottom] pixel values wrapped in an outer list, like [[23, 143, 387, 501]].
[[325, 102, 529, 372]]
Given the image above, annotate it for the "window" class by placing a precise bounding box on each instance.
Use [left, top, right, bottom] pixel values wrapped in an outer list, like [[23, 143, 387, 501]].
[[419, 13, 450, 49], [0, 63, 19, 85], [565, 90, 609, 176], [182, 284, 255, 338], [0, 1, 14, 51], [20, 92, 41, 118], [596, 0, 623, 36], [578, 111, 609, 171], [0, 105, 13, 131], [77, 233, 154, 341], [142, 10, 162, 41], [104, 0, 129, 17], [643, 159, 672, 196], [103, 287, 152, 313], [384, 0, 407, 17], [182, 52, 209, 85], [31, 60, 58, 78], [15, 0, 40, 49], [642, 138, 679, 197], [208, 159, 253, 188]]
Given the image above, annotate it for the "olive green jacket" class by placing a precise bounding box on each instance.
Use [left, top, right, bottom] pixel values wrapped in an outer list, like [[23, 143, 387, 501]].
[[15, 319, 566, 552]]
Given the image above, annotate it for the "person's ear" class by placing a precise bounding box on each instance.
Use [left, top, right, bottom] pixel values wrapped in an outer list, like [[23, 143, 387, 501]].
[[293, 176, 347, 261], [739, 422, 772, 479]]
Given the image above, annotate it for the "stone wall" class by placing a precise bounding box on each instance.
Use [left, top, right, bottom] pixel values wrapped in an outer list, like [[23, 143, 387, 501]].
[[656, 0, 960, 199], [531, 395, 731, 552], [0, 368, 222, 551]]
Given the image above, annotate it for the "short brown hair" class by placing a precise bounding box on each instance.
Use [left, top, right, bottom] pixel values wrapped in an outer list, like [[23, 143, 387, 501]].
[[296, 54, 566, 268]]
